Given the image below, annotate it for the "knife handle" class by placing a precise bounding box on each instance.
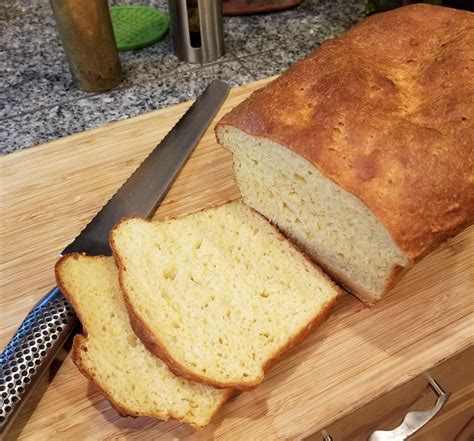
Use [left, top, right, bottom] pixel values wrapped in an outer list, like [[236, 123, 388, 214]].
[[0, 286, 77, 435]]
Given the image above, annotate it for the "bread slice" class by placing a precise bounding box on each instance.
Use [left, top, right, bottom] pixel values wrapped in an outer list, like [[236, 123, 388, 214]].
[[110, 201, 339, 389], [55, 254, 231, 428], [215, 5, 474, 304]]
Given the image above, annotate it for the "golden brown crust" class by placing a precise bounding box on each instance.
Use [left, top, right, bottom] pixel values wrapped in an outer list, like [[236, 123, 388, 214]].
[[55, 254, 231, 428], [110, 202, 341, 390], [216, 4, 474, 261]]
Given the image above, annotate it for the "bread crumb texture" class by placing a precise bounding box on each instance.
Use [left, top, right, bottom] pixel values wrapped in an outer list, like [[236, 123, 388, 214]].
[[56, 255, 229, 428], [218, 127, 409, 301], [111, 202, 339, 388]]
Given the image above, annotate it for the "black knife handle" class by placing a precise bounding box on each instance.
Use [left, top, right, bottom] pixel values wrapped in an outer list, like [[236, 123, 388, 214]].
[[0, 286, 77, 435]]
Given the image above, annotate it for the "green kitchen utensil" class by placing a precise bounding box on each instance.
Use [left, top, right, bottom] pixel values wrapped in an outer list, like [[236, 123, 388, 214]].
[[110, 6, 170, 52]]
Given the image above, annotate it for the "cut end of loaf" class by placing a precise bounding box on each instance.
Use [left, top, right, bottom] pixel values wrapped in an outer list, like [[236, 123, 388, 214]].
[[216, 126, 410, 303], [55, 254, 230, 428], [110, 201, 340, 389]]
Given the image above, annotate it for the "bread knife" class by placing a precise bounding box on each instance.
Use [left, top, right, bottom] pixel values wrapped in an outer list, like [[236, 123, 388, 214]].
[[0, 80, 230, 436]]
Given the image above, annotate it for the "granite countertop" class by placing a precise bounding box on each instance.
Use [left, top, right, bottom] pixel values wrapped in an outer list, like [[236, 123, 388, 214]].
[[0, 0, 366, 154]]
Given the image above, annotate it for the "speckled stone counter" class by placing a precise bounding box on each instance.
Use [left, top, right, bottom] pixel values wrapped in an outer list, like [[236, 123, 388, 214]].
[[0, 0, 366, 154]]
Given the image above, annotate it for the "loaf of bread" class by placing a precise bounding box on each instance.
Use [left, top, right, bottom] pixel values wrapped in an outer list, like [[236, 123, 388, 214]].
[[216, 5, 474, 304], [110, 201, 340, 389], [55, 254, 231, 428]]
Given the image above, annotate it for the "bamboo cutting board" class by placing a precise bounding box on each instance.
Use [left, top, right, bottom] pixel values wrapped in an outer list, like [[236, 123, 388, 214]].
[[1, 78, 473, 440]]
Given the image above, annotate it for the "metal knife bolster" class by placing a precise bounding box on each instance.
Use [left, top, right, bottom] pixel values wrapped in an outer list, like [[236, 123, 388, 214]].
[[0, 80, 230, 434]]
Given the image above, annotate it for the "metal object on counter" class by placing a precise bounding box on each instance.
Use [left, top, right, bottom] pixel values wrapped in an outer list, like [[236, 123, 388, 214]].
[[368, 375, 450, 441], [50, 0, 123, 92], [321, 375, 451, 441], [168, 0, 224, 64], [321, 429, 334, 441]]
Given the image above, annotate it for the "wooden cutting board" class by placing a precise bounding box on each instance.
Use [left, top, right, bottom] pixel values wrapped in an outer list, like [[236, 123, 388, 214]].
[[1, 77, 473, 440]]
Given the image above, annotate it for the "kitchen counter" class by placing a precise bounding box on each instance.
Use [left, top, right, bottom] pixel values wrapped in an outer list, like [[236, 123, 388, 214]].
[[0, 0, 365, 154]]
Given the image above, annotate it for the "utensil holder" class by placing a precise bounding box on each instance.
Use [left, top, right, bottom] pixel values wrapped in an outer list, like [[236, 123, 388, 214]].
[[168, 0, 224, 64], [50, 0, 123, 92]]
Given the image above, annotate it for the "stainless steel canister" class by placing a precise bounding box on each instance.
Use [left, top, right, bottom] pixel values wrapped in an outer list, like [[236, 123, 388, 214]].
[[168, 0, 224, 64]]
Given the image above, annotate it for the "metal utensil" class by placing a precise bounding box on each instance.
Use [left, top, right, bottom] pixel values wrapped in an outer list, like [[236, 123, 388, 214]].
[[168, 0, 224, 64], [0, 80, 230, 435]]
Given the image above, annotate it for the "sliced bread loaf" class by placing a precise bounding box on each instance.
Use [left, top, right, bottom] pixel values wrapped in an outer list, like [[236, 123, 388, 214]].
[[110, 201, 340, 389], [55, 254, 230, 428], [216, 5, 474, 304]]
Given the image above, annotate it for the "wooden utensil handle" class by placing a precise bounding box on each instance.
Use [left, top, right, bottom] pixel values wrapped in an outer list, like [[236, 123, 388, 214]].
[[0, 286, 77, 435]]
